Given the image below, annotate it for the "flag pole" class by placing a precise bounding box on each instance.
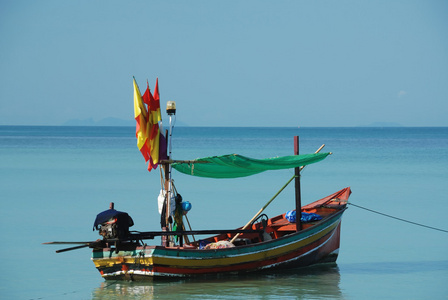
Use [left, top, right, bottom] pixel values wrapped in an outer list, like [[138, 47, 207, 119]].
[[166, 101, 176, 245]]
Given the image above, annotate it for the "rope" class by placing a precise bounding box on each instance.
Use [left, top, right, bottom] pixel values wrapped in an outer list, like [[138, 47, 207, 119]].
[[348, 202, 448, 233]]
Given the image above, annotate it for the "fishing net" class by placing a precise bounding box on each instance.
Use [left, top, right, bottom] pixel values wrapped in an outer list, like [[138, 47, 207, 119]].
[[171, 152, 330, 178]]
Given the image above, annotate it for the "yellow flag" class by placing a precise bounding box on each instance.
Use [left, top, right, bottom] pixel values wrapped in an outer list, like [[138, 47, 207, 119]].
[[133, 78, 150, 161]]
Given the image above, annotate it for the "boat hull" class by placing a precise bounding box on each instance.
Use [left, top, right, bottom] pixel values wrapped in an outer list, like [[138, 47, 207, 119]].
[[92, 209, 345, 280]]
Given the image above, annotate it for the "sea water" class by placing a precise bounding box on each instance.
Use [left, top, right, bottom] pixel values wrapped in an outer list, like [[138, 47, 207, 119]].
[[0, 126, 447, 299]]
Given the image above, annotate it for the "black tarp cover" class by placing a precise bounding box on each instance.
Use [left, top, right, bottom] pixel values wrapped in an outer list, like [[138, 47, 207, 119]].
[[93, 209, 134, 230]]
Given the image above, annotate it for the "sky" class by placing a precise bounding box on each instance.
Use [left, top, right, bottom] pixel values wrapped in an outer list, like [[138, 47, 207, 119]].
[[1, 0, 447, 127]]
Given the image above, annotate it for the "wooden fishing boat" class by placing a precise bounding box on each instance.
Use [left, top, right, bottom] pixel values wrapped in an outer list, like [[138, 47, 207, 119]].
[[44, 78, 352, 280], [90, 187, 351, 280]]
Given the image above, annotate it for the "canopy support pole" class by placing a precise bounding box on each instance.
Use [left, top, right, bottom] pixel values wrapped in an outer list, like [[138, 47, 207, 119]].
[[229, 142, 326, 243], [294, 136, 302, 231]]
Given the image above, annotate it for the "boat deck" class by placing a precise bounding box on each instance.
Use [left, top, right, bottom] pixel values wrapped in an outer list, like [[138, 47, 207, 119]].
[[185, 205, 344, 248]]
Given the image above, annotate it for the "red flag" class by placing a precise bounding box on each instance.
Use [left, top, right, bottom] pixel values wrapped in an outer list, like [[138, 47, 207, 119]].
[[142, 81, 154, 107], [153, 78, 161, 123]]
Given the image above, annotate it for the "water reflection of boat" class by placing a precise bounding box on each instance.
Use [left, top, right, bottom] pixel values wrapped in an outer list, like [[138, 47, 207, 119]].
[[92, 264, 342, 299]]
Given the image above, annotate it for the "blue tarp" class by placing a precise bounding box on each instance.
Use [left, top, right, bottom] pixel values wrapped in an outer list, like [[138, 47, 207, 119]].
[[285, 211, 322, 223]]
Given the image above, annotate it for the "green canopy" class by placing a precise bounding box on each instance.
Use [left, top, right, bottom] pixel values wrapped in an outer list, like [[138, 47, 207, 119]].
[[171, 152, 330, 178]]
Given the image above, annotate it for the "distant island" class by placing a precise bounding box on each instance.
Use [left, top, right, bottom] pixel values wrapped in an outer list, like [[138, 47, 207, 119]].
[[361, 122, 403, 127], [63, 118, 189, 127], [63, 117, 134, 126]]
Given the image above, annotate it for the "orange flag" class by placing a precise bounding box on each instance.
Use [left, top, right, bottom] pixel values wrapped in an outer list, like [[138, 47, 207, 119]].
[[141, 79, 163, 171]]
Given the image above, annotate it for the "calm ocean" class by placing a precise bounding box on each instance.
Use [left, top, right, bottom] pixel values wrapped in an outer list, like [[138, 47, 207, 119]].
[[1, 126, 447, 299]]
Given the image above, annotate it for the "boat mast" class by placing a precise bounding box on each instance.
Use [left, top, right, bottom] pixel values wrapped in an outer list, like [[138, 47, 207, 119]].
[[294, 136, 302, 231], [161, 131, 170, 247]]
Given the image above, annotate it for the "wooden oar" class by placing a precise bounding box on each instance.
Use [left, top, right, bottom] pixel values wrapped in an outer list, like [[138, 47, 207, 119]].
[[56, 244, 90, 253], [229, 144, 326, 244]]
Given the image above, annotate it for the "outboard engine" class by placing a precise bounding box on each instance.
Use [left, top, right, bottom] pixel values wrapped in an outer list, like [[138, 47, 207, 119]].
[[93, 203, 134, 241]]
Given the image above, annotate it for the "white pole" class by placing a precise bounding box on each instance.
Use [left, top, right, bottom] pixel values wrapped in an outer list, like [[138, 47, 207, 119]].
[[167, 114, 174, 232]]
